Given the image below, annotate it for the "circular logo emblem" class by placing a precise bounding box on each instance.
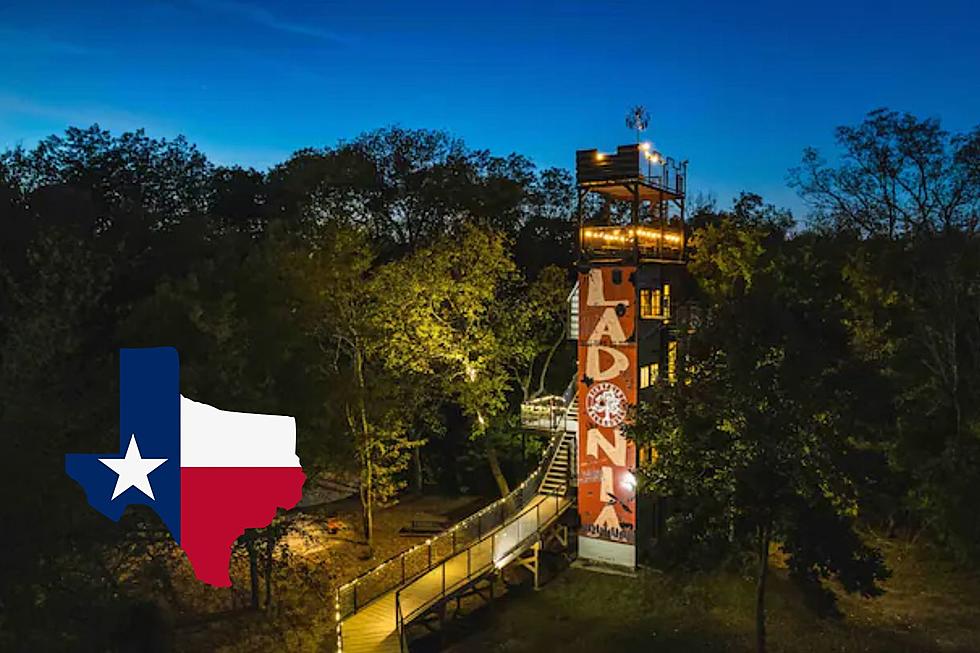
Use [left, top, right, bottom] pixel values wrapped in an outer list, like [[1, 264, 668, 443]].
[[585, 382, 629, 428]]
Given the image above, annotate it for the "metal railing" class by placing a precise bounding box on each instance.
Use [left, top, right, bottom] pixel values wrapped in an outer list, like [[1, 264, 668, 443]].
[[639, 162, 686, 196], [561, 376, 577, 406], [520, 396, 565, 432], [580, 223, 685, 261], [519, 377, 578, 433], [335, 426, 570, 622], [395, 491, 567, 633]]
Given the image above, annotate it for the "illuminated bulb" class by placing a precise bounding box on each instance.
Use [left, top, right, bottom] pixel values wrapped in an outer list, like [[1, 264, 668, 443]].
[[595, 152, 606, 161], [640, 141, 652, 152], [621, 471, 637, 491]]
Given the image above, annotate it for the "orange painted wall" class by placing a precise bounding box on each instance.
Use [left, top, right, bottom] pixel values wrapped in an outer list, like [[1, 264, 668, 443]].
[[577, 267, 637, 547]]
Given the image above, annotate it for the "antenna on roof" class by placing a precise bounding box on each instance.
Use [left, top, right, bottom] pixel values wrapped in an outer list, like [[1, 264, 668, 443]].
[[625, 105, 650, 143]]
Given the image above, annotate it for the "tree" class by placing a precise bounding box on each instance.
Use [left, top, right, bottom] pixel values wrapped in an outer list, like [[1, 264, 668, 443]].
[[839, 234, 980, 559], [790, 108, 980, 237], [792, 111, 980, 561], [298, 223, 423, 554], [629, 202, 889, 653], [503, 265, 573, 403], [370, 225, 522, 496], [0, 230, 126, 649]]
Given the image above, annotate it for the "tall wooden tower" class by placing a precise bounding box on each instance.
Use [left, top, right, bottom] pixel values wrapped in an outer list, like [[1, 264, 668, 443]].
[[574, 142, 688, 568]]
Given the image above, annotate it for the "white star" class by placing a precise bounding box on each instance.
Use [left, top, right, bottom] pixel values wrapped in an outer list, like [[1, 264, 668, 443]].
[[99, 434, 168, 501]]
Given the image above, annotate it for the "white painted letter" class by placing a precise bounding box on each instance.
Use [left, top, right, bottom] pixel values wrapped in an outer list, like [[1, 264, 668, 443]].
[[587, 269, 621, 307], [586, 345, 630, 382], [586, 427, 627, 466]]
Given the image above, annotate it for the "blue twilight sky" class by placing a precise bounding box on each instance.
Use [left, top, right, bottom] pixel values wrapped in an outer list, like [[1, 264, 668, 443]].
[[1, 0, 979, 216]]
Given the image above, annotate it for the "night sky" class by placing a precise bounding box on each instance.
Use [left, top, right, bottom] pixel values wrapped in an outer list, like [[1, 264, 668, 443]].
[[2, 0, 978, 215]]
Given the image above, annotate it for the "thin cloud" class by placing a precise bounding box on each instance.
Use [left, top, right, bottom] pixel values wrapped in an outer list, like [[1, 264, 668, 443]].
[[0, 93, 167, 134], [190, 0, 355, 45], [0, 28, 103, 57]]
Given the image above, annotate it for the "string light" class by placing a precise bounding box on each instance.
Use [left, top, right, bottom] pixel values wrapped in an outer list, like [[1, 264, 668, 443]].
[[337, 427, 569, 613], [582, 226, 683, 246]]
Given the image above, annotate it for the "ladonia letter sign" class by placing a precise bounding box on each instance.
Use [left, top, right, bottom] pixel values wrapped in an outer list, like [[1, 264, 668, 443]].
[[577, 267, 637, 566]]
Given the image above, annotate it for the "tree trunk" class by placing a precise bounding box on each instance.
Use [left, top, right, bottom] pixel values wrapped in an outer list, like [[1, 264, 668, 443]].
[[360, 474, 374, 552], [412, 446, 423, 494], [485, 441, 510, 497], [533, 334, 564, 399], [264, 528, 274, 610], [351, 344, 375, 557], [755, 522, 771, 653], [247, 536, 259, 610]]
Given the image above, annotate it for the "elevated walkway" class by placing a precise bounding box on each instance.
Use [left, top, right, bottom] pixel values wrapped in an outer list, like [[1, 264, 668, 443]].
[[336, 425, 576, 653]]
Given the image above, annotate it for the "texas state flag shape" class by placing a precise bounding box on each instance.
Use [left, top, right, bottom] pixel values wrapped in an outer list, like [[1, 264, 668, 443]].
[[65, 347, 306, 586]]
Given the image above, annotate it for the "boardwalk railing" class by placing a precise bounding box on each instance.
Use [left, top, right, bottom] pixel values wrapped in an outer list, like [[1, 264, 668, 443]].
[[395, 492, 567, 631], [336, 427, 568, 622]]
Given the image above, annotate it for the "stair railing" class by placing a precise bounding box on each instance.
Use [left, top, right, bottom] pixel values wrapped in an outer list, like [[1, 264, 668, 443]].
[[561, 375, 577, 406], [539, 432, 573, 496]]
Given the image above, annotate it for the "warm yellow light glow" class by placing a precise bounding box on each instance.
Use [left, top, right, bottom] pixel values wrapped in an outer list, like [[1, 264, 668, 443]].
[[622, 471, 637, 491], [640, 141, 652, 152], [581, 226, 684, 248], [667, 340, 678, 383], [595, 151, 606, 161]]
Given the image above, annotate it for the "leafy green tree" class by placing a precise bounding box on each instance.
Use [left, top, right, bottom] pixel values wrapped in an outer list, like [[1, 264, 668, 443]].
[[370, 225, 523, 496], [793, 110, 980, 561], [0, 231, 126, 649], [839, 234, 980, 559], [502, 264, 573, 402], [283, 223, 422, 554], [629, 202, 889, 653]]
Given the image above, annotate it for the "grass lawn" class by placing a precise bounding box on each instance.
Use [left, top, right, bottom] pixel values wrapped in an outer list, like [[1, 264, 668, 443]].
[[436, 536, 980, 653]]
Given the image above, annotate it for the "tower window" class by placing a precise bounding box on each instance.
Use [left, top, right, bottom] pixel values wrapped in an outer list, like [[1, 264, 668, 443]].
[[667, 341, 678, 383], [639, 287, 664, 319], [640, 362, 660, 388]]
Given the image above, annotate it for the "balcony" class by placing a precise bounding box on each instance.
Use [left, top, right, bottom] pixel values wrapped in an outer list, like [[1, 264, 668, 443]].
[[520, 377, 577, 433], [576, 144, 687, 201], [580, 223, 685, 261], [520, 396, 566, 432]]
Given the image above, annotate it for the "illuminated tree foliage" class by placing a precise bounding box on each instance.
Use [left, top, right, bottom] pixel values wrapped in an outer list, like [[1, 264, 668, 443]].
[[370, 225, 526, 496]]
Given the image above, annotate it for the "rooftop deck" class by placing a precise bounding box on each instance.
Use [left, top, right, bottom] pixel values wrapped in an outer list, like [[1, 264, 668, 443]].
[[576, 143, 687, 201]]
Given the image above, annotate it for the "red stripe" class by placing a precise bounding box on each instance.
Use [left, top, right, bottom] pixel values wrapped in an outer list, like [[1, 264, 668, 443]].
[[180, 467, 305, 586]]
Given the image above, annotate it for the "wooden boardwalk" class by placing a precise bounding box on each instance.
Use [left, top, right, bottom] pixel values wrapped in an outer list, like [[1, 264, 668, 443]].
[[340, 493, 571, 653]]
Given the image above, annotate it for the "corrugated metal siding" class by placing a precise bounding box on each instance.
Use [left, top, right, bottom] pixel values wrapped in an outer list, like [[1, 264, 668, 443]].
[[567, 280, 579, 340]]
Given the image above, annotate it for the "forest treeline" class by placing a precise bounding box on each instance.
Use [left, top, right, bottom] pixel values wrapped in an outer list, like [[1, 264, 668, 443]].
[[630, 109, 980, 652], [1, 109, 978, 651], [0, 125, 579, 649]]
